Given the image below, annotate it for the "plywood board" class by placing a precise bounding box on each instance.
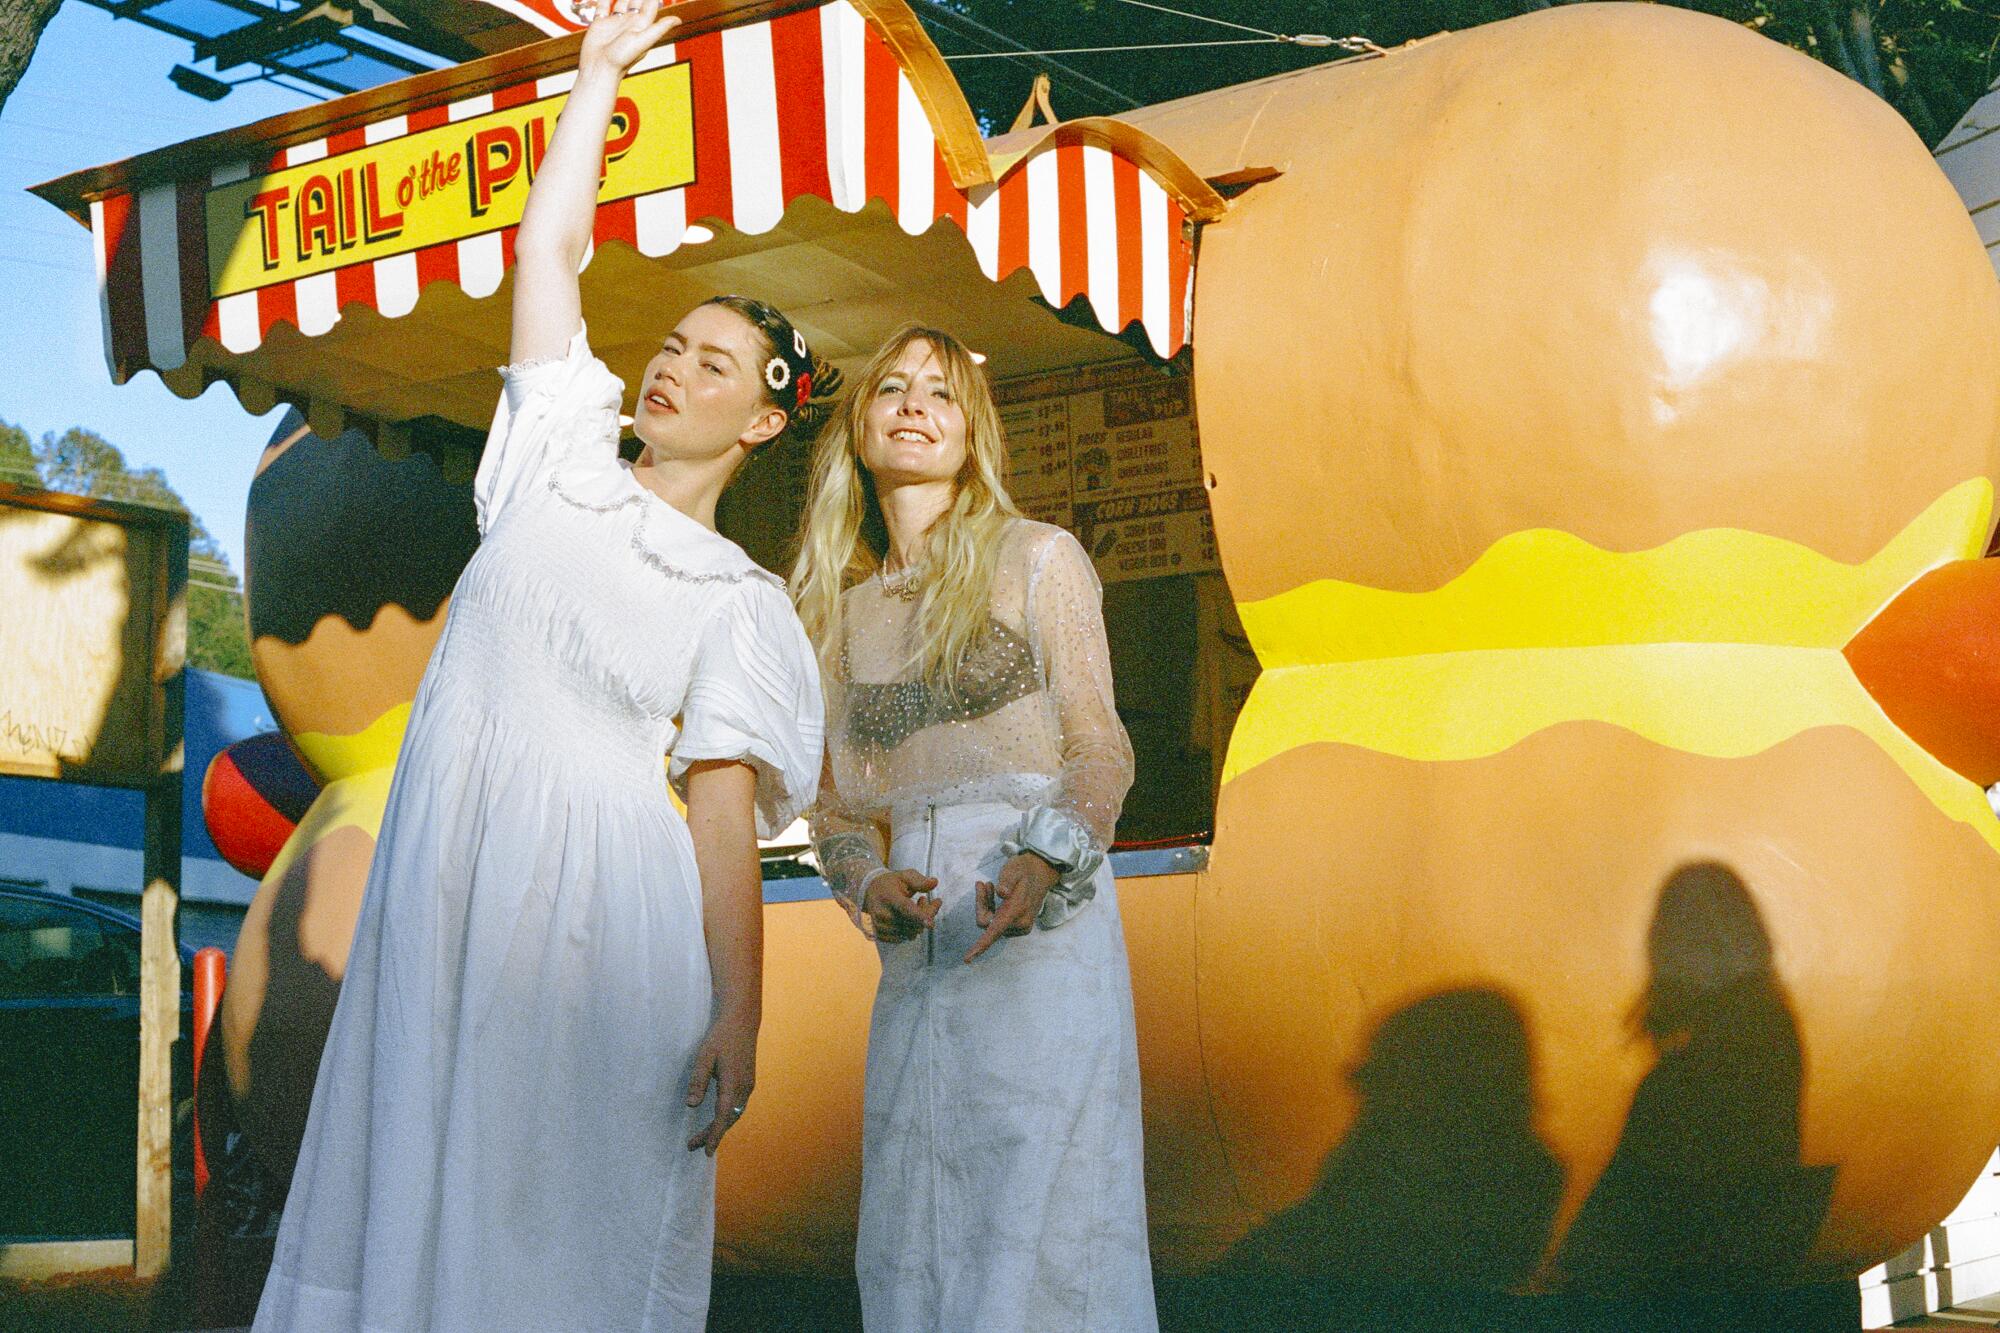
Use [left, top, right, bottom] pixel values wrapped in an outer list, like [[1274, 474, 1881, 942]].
[[0, 488, 187, 787]]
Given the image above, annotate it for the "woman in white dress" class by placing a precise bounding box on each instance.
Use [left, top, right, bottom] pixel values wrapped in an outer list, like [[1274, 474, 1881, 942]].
[[253, 5, 828, 1328], [795, 327, 1158, 1331]]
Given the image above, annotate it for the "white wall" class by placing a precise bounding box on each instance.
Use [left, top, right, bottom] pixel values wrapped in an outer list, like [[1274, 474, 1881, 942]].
[[1937, 80, 2000, 276]]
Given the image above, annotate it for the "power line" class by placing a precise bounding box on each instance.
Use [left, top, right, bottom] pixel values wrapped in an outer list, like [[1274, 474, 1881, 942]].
[[0, 220, 82, 241], [910, 0, 1143, 112], [1109, 0, 1285, 38], [8, 89, 220, 129], [0, 255, 92, 276], [1106, 0, 1375, 51], [1, 117, 167, 150], [0, 149, 78, 170], [945, 38, 1282, 59]]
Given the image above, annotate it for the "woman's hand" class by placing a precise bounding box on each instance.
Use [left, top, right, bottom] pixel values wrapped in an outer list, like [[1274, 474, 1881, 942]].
[[685, 1008, 758, 1157], [965, 853, 1059, 963], [862, 868, 939, 942], [578, 0, 678, 82], [509, 0, 677, 364]]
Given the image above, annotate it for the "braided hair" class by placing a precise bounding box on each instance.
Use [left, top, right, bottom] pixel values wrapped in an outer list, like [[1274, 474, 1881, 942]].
[[701, 294, 842, 436]]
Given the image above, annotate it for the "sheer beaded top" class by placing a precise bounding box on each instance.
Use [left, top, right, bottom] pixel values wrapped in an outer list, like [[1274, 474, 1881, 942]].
[[809, 518, 1134, 912]]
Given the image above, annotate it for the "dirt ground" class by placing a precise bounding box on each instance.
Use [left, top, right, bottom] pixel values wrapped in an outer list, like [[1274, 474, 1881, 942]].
[[1, 1266, 1871, 1332]]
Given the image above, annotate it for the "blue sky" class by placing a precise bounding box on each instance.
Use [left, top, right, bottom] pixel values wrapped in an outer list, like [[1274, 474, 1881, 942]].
[[0, 4, 323, 576]]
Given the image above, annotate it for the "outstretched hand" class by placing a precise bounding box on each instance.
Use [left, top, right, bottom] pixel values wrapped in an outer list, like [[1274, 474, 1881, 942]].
[[579, 0, 679, 80]]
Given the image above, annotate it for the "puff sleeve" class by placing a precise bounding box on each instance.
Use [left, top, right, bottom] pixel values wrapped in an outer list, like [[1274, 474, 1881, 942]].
[[668, 576, 826, 839], [476, 321, 624, 535]]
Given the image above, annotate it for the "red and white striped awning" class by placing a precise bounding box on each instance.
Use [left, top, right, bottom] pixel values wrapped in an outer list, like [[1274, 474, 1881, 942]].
[[63, 0, 1219, 398]]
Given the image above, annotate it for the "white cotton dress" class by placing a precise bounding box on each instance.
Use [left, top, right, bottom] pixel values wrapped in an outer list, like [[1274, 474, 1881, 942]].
[[252, 324, 823, 1333], [810, 518, 1158, 1333]]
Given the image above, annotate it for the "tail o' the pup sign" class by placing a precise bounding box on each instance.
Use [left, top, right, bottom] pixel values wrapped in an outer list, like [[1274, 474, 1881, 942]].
[[204, 61, 694, 298]]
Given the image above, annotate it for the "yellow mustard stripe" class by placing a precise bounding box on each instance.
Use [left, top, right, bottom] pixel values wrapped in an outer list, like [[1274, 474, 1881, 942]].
[[257, 768, 395, 889], [1237, 479, 1992, 666], [293, 702, 412, 784], [1220, 646, 2000, 854]]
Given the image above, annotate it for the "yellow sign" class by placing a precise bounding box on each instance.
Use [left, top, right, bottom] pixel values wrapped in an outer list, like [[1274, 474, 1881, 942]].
[[206, 62, 694, 298]]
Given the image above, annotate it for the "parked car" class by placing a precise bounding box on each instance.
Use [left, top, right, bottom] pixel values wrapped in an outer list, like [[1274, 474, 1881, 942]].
[[0, 885, 195, 1238]]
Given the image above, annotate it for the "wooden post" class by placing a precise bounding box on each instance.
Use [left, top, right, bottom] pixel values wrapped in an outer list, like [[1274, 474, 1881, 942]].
[[136, 773, 182, 1277], [135, 521, 187, 1280]]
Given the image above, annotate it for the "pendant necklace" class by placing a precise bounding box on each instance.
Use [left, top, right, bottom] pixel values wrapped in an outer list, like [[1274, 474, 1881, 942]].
[[879, 558, 925, 601]]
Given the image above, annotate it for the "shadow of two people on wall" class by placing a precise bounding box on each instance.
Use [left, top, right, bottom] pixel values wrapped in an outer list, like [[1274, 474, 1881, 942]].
[[1174, 861, 1843, 1333]]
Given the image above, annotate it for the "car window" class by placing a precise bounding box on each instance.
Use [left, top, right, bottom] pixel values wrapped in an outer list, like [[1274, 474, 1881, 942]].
[[0, 897, 141, 999]]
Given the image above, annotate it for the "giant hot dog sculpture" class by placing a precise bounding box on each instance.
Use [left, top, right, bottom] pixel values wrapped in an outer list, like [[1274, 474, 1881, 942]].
[[201, 0, 2000, 1296]]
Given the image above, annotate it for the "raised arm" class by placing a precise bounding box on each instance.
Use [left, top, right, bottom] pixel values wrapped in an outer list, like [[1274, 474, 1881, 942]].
[[510, 0, 677, 366]]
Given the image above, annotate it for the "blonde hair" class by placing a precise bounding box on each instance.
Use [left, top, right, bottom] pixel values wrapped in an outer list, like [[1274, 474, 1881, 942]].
[[790, 326, 1019, 694]]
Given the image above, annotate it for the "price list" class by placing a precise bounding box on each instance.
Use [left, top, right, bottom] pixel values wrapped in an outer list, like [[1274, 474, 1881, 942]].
[[997, 398, 1074, 528], [994, 361, 1215, 584]]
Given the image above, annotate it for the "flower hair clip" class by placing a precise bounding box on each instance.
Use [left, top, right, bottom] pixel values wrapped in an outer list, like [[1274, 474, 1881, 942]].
[[764, 356, 792, 393], [794, 372, 812, 407]]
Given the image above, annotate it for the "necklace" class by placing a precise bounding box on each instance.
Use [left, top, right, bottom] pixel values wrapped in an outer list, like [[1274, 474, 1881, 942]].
[[878, 561, 925, 601]]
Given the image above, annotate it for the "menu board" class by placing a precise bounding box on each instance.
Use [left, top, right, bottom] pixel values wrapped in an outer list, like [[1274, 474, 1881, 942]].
[[994, 360, 1215, 585]]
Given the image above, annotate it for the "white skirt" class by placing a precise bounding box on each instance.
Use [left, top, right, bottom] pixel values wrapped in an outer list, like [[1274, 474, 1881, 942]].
[[252, 680, 718, 1333], [857, 799, 1158, 1333]]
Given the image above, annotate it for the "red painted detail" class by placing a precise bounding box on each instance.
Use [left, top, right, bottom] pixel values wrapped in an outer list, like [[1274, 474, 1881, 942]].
[[771, 8, 831, 207], [1112, 153, 1144, 336], [995, 161, 1030, 286], [190, 947, 226, 1200], [1056, 144, 1089, 309], [201, 733, 320, 880], [1844, 557, 2000, 787], [683, 30, 733, 226], [100, 192, 147, 380], [863, 25, 900, 215]]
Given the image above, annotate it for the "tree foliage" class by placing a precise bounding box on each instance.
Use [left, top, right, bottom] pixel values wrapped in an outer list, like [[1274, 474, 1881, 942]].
[[0, 420, 35, 484], [926, 0, 1998, 146], [3, 420, 254, 680]]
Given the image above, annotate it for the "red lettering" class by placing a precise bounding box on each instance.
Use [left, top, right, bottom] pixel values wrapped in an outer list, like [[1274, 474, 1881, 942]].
[[245, 188, 289, 269], [601, 96, 640, 178], [444, 151, 461, 186], [337, 166, 358, 248], [363, 162, 404, 240], [468, 126, 523, 216], [296, 174, 338, 259]]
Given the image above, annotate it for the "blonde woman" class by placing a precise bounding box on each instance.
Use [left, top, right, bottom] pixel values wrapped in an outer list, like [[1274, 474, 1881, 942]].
[[254, 5, 831, 1328], [795, 327, 1157, 1331]]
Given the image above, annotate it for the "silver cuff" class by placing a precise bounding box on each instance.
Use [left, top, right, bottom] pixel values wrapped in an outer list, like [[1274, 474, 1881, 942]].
[[1000, 806, 1103, 930]]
